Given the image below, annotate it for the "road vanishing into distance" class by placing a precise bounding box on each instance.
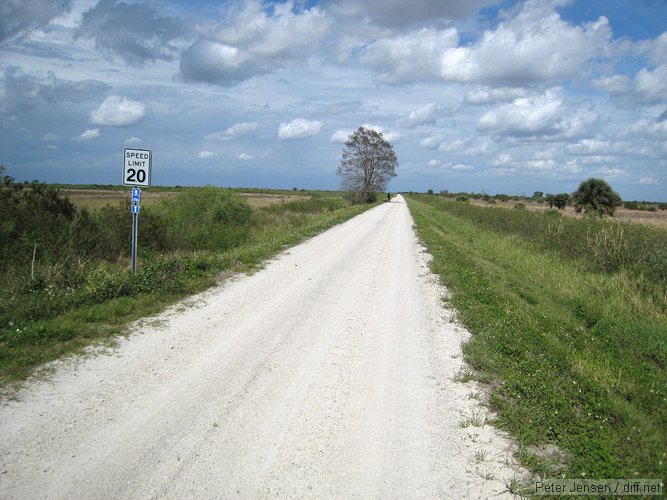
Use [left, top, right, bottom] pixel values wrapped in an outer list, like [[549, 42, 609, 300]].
[[1, 195, 523, 498]]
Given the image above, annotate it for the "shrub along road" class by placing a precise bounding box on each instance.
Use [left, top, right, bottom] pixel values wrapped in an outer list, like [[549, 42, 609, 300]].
[[0, 195, 524, 497]]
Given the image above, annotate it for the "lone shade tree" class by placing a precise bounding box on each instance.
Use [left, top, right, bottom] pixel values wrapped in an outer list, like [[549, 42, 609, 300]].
[[337, 127, 397, 203]]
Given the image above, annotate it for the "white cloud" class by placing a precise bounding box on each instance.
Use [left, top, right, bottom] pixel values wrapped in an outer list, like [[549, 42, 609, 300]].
[[90, 95, 147, 127], [197, 150, 217, 159], [427, 159, 441, 167], [525, 159, 557, 171], [566, 138, 613, 155], [639, 177, 658, 185], [41, 133, 61, 141], [360, 0, 612, 85], [361, 27, 459, 83], [591, 74, 631, 94], [594, 167, 626, 179], [238, 153, 254, 161], [634, 65, 667, 103], [627, 118, 667, 137], [278, 118, 322, 140], [361, 124, 400, 142], [402, 102, 451, 128], [206, 122, 258, 140], [464, 86, 534, 104], [330, 130, 352, 143], [77, 128, 100, 140], [179, 1, 331, 84], [451, 163, 474, 170], [441, 2, 612, 85], [125, 137, 143, 146], [334, 0, 497, 26], [598, 65, 667, 107], [477, 90, 598, 139], [438, 138, 469, 153], [491, 154, 512, 166], [419, 134, 444, 149]]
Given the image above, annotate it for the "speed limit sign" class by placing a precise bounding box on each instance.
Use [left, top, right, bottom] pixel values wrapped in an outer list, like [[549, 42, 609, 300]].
[[122, 148, 151, 187]]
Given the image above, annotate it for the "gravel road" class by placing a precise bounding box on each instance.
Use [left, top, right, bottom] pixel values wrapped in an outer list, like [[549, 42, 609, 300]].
[[0, 195, 524, 498]]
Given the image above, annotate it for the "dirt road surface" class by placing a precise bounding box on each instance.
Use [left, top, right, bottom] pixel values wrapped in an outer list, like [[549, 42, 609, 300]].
[[1, 195, 524, 498]]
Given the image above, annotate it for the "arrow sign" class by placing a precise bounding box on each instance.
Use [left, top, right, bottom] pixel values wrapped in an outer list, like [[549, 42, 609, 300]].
[[131, 204, 140, 214]]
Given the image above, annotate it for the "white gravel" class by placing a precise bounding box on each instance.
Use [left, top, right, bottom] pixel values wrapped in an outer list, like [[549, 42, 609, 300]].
[[0, 195, 525, 498]]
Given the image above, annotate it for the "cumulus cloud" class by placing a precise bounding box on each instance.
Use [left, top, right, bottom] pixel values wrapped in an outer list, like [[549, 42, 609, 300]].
[[278, 118, 322, 140], [634, 65, 667, 104], [90, 95, 147, 127], [477, 91, 598, 139], [77, 128, 100, 140], [360, 0, 612, 85], [125, 137, 143, 146], [596, 65, 667, 107], [627, 117, 667, 137], [361, 27, 459, 83], [566, 138, 613, 155], [197, 150, 217, 159], [179, 1, 331, 84], [41, 133, 61, 141], [402, 102, 451, 128], [450, 1, 611, 85], [205, 122, 258, 140], [591, 74, 631, 94], [419, 135, 494, 155], [464, 86, 534, 104], [238, 153, 254, 160], [332, 0, 497, 26], [76, 0, 187, 65], [330, 130, 353, 143], [491, 154, 512, 166], [0, 0, 72, 42], [450, 163, 474, 171], [361, 124, 400, 142]]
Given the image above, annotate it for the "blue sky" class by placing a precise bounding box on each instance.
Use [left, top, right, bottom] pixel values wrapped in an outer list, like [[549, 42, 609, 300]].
[[1, 0, 666, 200]]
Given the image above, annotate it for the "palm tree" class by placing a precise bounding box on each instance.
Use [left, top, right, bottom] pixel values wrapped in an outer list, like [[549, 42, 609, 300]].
[[572, 178, 622, 217]]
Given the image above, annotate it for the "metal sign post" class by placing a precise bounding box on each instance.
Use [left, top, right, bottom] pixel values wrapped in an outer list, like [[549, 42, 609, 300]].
[[122, 149, 151, 274], [131, 194, 140, 274]]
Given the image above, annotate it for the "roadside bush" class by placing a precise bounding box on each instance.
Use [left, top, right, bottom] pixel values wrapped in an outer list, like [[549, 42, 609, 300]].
[[1, 179, 76, 271], [93, 203, 170, 260], [160, 187, 252, 251]]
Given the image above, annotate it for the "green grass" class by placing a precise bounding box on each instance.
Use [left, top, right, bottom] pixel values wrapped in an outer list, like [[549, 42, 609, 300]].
[[1, 188, 377, 391], [406, 195, 666, 480]]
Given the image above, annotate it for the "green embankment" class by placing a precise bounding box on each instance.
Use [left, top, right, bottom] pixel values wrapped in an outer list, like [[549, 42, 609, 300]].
[[406, 194, 666, 480]]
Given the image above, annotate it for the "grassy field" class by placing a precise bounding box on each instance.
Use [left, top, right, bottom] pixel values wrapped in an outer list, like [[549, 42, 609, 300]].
[[406, 194, 666, 481], [468, 198, 667, 229], [1, 184, 377, 392]]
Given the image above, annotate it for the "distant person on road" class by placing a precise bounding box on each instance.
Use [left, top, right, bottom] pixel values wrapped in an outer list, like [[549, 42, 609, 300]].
[[387, 192, 391, 202]]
